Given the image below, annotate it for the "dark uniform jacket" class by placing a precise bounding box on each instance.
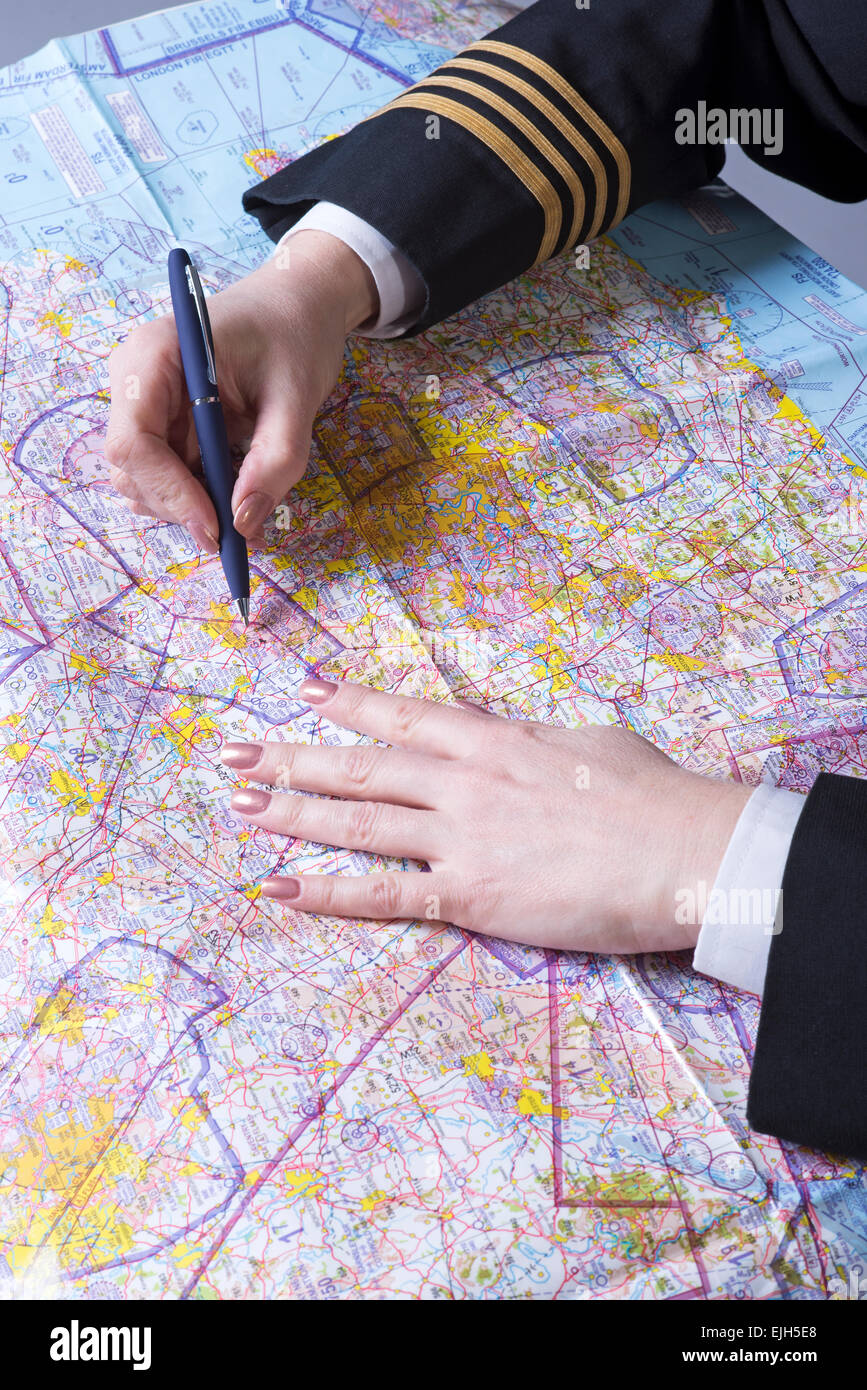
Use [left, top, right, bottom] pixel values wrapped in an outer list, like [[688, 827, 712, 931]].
[[241, 0, 867, 1161]]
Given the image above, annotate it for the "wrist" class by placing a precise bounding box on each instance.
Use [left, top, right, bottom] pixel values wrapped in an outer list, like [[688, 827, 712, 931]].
[[650, 773, 753, 950], [265, 228, 379, 333]]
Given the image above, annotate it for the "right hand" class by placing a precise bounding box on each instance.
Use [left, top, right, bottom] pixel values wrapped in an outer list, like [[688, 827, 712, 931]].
[[104, 230, 379, 551]]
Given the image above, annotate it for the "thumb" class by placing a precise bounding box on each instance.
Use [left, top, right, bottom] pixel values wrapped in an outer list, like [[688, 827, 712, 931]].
[[231, 393, 312, 541]]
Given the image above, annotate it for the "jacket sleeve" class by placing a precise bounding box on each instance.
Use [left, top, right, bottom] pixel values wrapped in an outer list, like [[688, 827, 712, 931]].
[[747, 773, 867, 1161], [241, 0, 867, 336]]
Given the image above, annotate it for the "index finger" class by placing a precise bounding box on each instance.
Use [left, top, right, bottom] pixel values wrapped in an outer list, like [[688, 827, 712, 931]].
[[105, 326, 219, 538], [297, 678, 498, 759]]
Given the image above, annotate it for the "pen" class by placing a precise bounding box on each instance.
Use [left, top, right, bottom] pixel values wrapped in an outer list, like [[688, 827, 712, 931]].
[[167, 247, 250, 626]]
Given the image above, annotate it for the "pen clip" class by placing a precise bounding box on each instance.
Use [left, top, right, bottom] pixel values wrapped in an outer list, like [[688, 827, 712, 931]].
[[185, 261, 218, 388]]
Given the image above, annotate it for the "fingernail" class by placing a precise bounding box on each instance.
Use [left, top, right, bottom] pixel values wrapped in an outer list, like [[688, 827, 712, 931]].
[[233, 491, 275, 534], [298, 678, 337, 704], [187, 521, 219, 554], [261, 877, 301, 899], [231, 788, 271, 814], [221, 742, 262, 770]]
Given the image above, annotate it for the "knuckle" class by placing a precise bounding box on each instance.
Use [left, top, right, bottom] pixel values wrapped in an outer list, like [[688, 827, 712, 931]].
[[343, 745, 378, 792], [463, 724, 502, 768], [369, 875, 404, 917], [156, 477, 190, 515], [463, 741, 515, 791], [103, 432, 132, 470], [390, 698, 426, 742], [465, 706, 506, 744], [346, 799, 382, 849], [109, 468, 137, 498], [454, 869, 499, 923], [512, 716, 550, 747]]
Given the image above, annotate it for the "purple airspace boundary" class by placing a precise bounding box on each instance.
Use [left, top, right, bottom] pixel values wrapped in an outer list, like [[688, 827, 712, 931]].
[[0, 937, 248, 1279], [98, 15, 413, 86]]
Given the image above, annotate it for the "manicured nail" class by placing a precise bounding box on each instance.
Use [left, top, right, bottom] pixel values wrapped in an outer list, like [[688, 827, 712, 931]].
[[299, 678, 337, 703], [261, 877, 301, 899], [233, 491, 275, 534], [187, 521, 219, 554], [220, 742, 262, 770], [231, 788, 271, 814]]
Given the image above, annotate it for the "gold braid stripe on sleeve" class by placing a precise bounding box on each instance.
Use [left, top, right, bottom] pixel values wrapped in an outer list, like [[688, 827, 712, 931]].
[[466, 38, 631, 227], [442, 55, 606, 242], [406, 73, 586, 250], [369, 90, 563, 263]]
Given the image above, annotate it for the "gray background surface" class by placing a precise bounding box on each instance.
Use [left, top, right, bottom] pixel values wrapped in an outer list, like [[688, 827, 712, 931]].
[[4, 0, 866, 289]]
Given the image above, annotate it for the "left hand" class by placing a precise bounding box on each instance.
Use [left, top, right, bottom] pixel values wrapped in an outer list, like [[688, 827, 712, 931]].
[[221, 679, 751, 955]]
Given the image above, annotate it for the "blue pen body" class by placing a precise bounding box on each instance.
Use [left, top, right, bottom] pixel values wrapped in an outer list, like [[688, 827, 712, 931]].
[[167, 247, 250, 615]]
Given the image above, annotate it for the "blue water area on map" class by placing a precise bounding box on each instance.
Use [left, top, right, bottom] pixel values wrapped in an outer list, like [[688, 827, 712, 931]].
[[612, 189, 867, 466]]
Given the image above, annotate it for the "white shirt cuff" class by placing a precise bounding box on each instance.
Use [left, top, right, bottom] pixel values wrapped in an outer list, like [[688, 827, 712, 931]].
[[272, 201, 425, 337], [691, 783, 807, 997]]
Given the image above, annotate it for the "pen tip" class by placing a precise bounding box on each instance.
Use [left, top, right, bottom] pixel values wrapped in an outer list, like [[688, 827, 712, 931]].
[[235, 597, 250, 627]]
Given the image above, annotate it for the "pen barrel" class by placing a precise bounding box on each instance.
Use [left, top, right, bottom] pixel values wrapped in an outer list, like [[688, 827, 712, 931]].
[[168, 248, 213, 401], [192, 400, 250, 603]]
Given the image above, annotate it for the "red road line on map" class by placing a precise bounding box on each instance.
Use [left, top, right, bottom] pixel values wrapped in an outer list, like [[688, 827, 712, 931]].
[[180, 933, 468, 1297]]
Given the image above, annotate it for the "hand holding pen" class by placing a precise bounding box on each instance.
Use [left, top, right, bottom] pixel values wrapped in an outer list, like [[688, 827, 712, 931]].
[[104, 233, 380, 578]]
